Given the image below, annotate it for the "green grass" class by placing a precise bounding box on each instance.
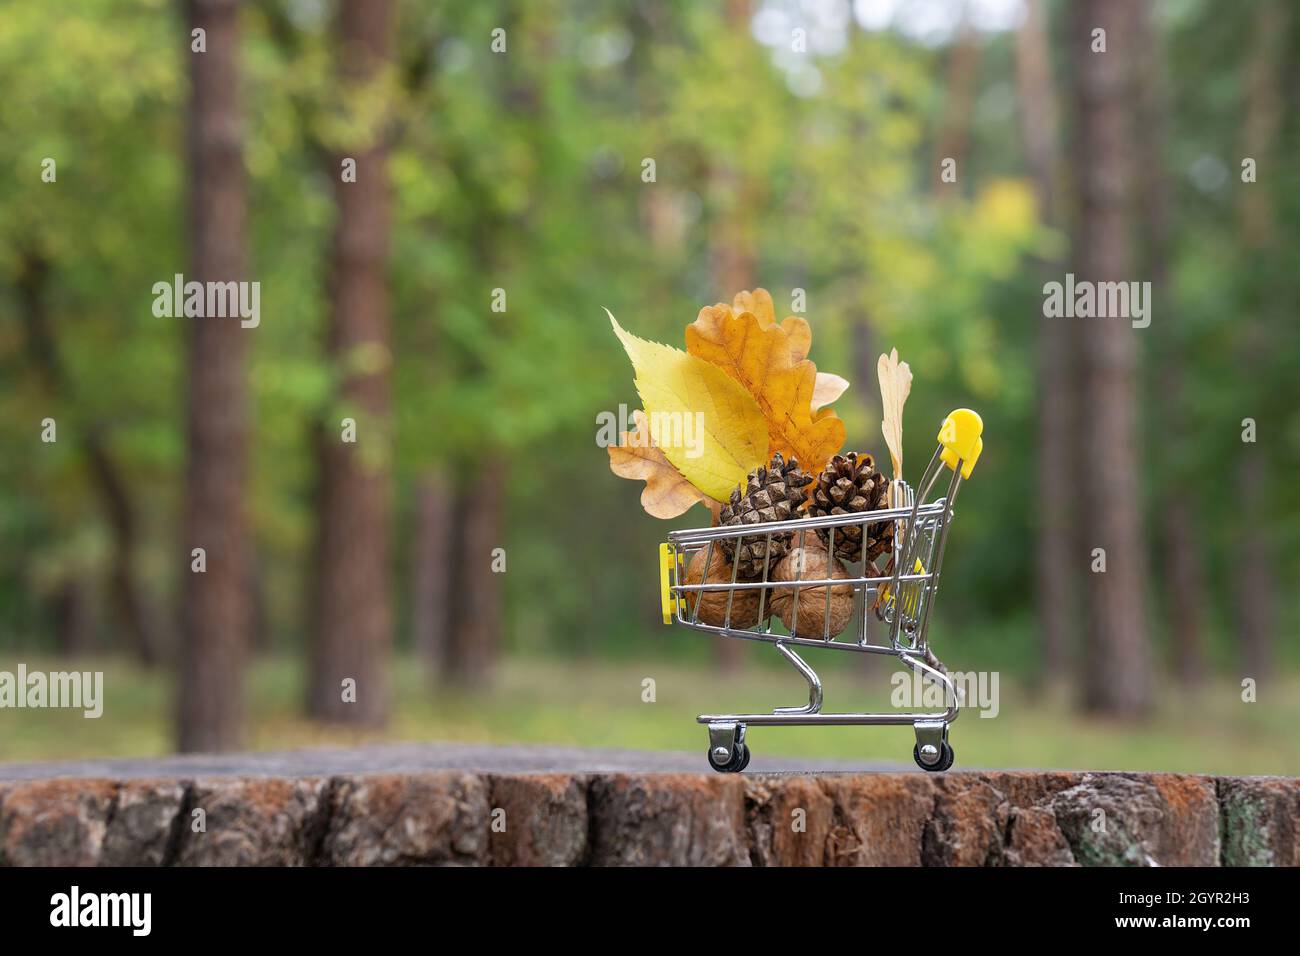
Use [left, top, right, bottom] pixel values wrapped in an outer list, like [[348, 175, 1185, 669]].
[[1, 653, 1297, 776]]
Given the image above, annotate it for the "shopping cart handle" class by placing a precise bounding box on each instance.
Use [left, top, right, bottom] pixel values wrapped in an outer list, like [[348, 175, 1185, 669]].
[[937, 408, 983, 479], [659, 543, 675, 625]]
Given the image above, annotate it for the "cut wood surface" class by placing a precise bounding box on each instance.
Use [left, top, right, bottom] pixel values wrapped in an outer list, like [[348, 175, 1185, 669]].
[[0, 744, 1294, 866]]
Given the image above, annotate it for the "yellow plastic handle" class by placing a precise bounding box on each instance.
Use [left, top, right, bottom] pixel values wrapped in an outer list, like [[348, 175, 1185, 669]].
[[659, 543, 676, 625], [937, 408, 984, 479]]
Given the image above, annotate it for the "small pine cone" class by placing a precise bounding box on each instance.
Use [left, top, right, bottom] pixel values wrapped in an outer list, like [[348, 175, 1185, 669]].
[[717, 453, 814, 577], [808, 451, 892, 564]]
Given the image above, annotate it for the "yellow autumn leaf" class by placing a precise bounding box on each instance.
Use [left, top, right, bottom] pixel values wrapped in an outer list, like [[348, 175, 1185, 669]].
[[686, 308, 846, 473], [608, 410, 720, 519], [608, 311, 768, 502]]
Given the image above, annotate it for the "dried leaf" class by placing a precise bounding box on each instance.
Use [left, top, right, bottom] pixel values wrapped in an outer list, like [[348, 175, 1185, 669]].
[[609, 311, 769, 502], [731, 288, 776, 326], [608, 410, 719, 519], [694, 289, 811, 363], [877, 348, 913, 481], [811, 372, 850, 411], [782, 316, 812, 363], [686, 307, 845, 473]]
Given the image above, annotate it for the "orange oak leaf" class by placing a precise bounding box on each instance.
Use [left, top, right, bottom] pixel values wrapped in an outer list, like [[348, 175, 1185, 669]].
[[608, 409, 721, 519], [782, 316, 812, 363], [694, 289, 812, 363], [731, 288, 776, 325], [686, 308, 846, 473]]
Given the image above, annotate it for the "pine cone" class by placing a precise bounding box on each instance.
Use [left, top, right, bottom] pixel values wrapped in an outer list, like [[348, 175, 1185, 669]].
[[718, 453, 814, 577], [808, 451, 892, 564]]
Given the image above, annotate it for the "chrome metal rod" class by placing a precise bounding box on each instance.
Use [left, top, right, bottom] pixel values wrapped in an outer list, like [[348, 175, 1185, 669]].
[[772, 643, 823, 715], [682, 624, 901, 654], [914, 467, 964, 652], [696, 651, 961, 727], [668, 500, 947, 545], [675, 572, 932, 592], [695, 711, 948, 727], [886, 450, 942, 645], [900, 652, 961, 723]]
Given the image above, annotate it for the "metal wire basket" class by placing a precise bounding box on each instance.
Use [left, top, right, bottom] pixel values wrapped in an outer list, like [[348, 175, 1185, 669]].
[[658, 408, 984, 772]]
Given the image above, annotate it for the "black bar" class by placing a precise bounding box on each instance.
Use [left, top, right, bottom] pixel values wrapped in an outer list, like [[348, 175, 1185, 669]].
[[0, 865, 1283, 942]]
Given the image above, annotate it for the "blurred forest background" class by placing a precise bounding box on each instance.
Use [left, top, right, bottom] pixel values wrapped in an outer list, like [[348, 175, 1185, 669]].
[[1, 0, 1297, 772]]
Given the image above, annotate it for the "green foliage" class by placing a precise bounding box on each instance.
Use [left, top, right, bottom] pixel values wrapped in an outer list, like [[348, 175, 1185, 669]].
[[0, 0, 1296, 693]]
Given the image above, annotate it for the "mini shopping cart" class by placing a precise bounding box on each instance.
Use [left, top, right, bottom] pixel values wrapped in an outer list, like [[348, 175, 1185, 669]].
[[659, 408, 984, 773]]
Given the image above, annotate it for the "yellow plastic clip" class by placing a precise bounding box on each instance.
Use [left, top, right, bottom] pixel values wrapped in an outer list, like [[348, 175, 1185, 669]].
[[880, 557, 926, 618], [659, 543, 676, 625], [937, 408, 984, 479]]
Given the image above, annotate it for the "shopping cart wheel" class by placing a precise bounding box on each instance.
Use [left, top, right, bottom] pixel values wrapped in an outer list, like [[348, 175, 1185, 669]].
[[913, 741, 955, 772], [708, 742, 749, 773], [705, 721, 749, 773]]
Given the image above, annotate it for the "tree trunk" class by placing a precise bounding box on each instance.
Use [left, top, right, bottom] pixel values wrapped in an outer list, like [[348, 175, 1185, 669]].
[[1071, 0, 1152, 716], [15, 250, 163, 667], [177, 0, 252, 751], [307, 0, 396, 725], [442, 459, 505, 686], [1235, 456, 1273, 679], [1233, 0, 1287, 681], [52, 579, 96, 657], [1015, 0, 1074, 686], [933, 16, 981, 200], [851, 311, 878, 425], [248, 554, 270, 653], [411, 472, 454, 674], [1161, 493, 1207, 683], [1132, 2, 1207, 684], [709, 163, 760, 302], [86, 433, 166, 667]]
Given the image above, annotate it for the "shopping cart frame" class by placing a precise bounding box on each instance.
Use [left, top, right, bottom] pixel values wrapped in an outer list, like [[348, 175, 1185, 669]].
[[660, 409, 984, 772]]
